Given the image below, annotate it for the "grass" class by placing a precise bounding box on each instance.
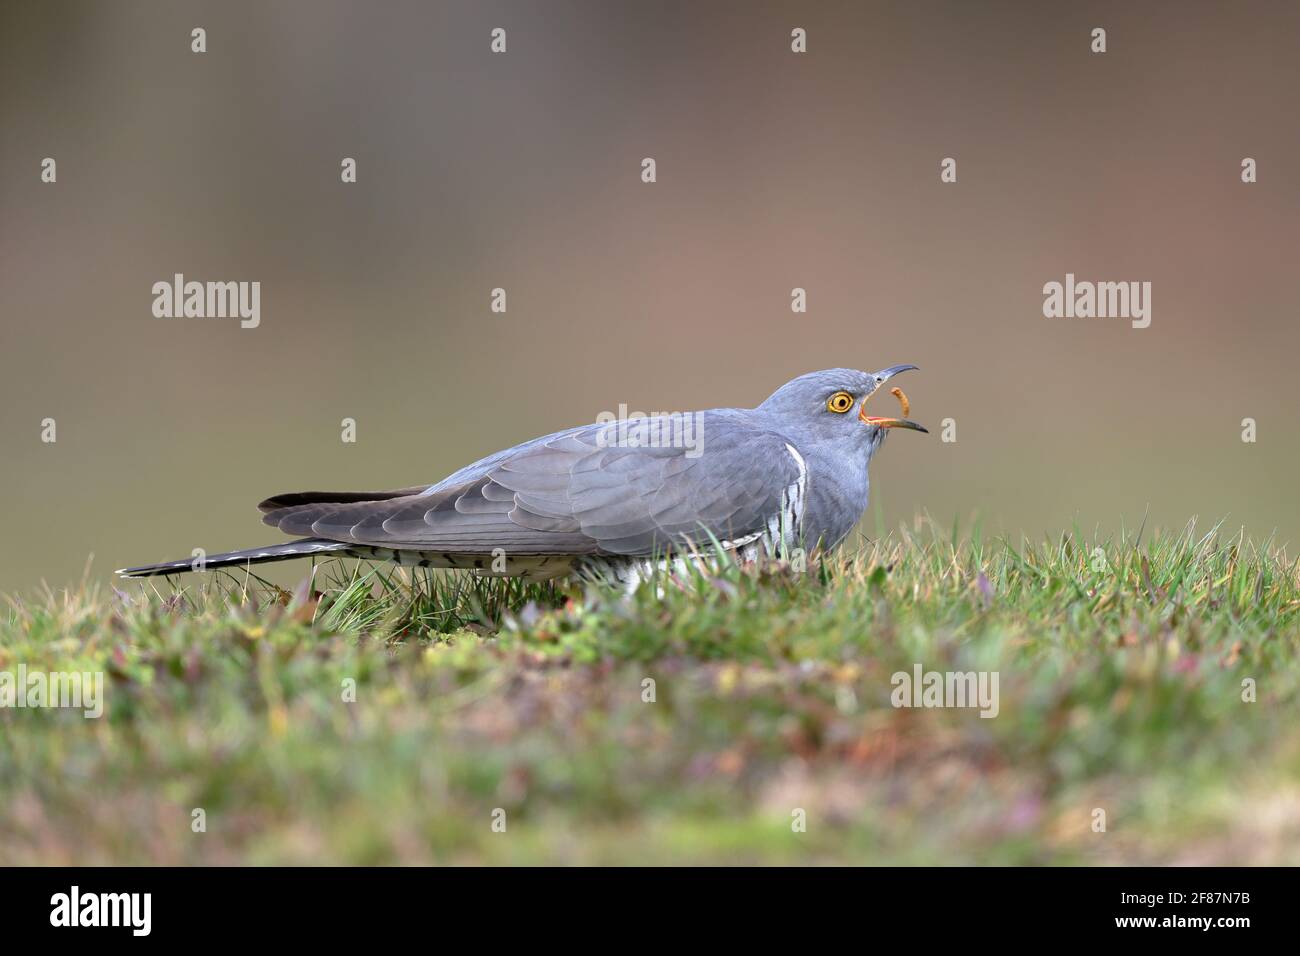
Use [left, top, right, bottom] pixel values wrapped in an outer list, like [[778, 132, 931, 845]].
[[1, 515, 1298, 865]]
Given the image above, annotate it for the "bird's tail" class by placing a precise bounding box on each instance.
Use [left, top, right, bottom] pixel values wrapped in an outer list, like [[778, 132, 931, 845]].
[[117, 538, 350, 578]]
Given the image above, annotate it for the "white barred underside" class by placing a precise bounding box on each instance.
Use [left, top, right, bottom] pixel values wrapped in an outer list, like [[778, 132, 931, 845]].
[[343, 546, 574, 578]]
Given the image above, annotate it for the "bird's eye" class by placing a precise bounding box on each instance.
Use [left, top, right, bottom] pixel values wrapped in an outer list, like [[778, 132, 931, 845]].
[[826, 391, 855, 414]]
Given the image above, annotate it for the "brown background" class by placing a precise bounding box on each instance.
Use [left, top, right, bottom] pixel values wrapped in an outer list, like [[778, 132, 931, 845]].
[[2, 0, 1297, 590]]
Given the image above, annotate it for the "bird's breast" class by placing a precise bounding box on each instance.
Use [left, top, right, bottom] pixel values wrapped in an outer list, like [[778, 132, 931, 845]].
[[799, 450, 872, 550]]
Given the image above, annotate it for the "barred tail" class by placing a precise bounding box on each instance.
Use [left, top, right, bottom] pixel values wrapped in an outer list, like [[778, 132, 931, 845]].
[[117, 538, 349, 578]]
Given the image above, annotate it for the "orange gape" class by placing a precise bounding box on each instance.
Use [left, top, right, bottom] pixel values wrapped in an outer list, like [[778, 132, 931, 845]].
[[890, 387, 910, 417]]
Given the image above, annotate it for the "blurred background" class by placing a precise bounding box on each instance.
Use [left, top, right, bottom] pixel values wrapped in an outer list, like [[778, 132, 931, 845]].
[[2, 0, 1298, 591]]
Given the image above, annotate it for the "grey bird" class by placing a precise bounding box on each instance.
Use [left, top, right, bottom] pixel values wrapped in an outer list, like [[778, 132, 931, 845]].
[[118, 366, 926, 585]]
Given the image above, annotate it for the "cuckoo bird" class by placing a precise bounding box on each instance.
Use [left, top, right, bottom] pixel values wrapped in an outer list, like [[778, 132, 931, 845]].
[[119, 367, 926, 586]]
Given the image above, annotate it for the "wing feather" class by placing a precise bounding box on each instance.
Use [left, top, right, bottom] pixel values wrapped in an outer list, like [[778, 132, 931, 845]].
[[259, 412, 801, 557]]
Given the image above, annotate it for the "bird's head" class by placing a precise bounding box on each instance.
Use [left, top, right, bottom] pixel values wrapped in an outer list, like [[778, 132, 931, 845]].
[[758, 366, 927, 453]]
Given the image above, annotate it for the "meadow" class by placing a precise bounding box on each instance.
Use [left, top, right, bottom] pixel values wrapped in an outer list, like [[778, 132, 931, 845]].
[[1, 517, 1297, 865]]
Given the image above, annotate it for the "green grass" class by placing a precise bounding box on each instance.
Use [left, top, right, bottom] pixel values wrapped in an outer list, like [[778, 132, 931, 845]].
[[2, 516, 1298, 864]]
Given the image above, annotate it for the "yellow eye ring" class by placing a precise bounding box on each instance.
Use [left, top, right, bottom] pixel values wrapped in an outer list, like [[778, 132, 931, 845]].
[[827, 391, 855, 414]]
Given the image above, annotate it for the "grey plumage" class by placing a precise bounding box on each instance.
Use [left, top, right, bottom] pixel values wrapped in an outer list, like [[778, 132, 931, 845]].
[[118, 367, 925, 580]]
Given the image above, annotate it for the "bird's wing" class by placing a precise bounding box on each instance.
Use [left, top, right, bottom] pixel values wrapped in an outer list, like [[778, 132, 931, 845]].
[[259, 415, 804, 556]]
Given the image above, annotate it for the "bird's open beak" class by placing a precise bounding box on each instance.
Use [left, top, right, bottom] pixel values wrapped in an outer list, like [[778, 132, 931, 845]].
[[860, 364, 928, 433]]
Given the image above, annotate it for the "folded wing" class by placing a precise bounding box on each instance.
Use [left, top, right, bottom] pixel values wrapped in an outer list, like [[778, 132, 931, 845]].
[[258, 416, 801, 557]]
